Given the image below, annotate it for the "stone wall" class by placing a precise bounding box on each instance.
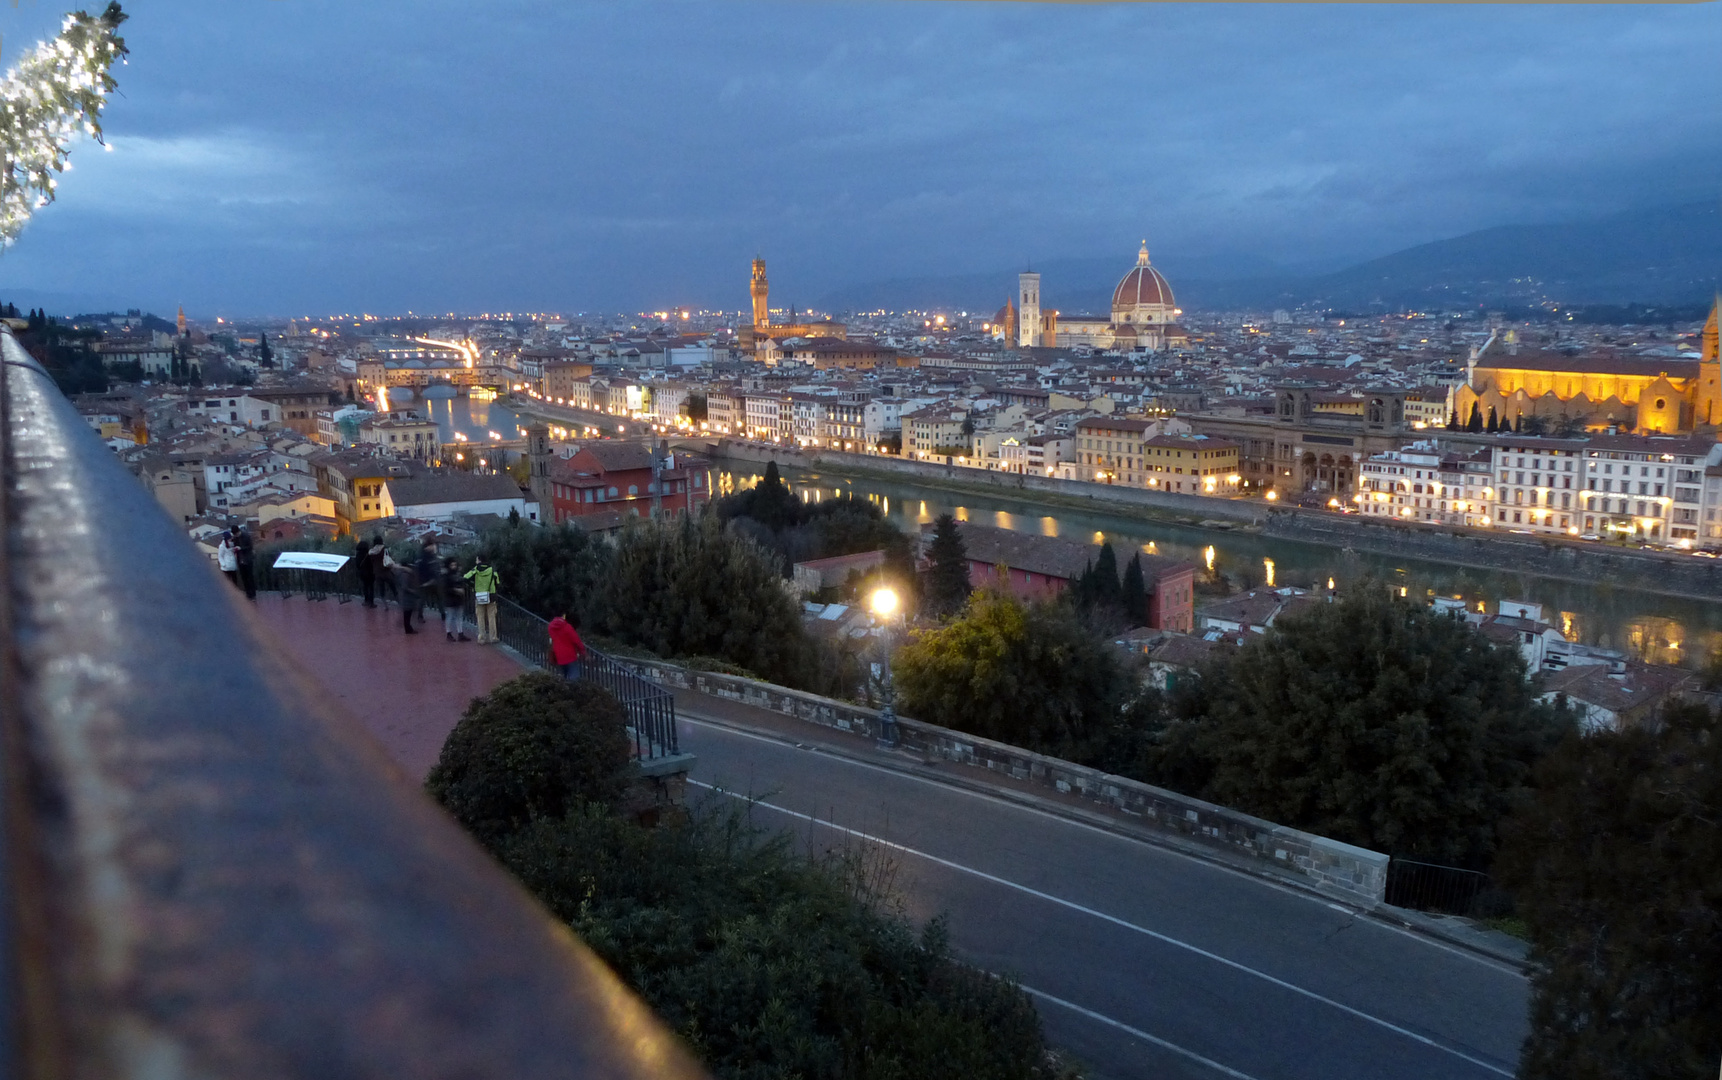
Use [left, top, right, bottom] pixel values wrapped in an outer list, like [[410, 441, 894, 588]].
[[1263, 508, 1722, 600], [710, 440, 1266, 524], [631, 656, 1389, 905], [706, 440, 1722, 601]]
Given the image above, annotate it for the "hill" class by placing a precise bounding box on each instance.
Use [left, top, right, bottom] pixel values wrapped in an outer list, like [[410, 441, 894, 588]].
[[819, 202, 1721, 316]]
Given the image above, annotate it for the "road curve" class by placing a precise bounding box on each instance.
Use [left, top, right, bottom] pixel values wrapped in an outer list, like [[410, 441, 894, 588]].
[[678, 711, 1528, 1080]]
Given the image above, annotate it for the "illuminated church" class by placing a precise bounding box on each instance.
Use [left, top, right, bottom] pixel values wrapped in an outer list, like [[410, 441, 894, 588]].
[[1452, 299, 1722, 435], [992, 242, 1189, 352], [737, 257, 846, 351]]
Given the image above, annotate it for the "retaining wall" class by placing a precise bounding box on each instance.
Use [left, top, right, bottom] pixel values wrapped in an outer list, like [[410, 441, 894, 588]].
[[632, 656, 1389, 905], [708, 440, 1722, 600]]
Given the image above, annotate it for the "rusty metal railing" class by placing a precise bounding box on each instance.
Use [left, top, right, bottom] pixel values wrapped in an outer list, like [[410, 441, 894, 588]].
[[0, 329, 706, 1078]]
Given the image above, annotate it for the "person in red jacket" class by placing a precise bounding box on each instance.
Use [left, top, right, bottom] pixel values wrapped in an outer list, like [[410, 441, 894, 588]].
[[547, 611, 586, 681]]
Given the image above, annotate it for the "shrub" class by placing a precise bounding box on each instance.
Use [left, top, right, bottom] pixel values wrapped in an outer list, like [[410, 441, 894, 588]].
[[426, 672, 632, 848], [498, 804, 1063, 1080]]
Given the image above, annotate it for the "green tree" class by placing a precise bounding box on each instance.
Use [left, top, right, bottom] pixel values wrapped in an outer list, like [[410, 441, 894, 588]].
[[717, 460, 801, 531], [1496, 704, 1722, 1080], [257, 331, 274, 368], [1150, 587, 1566, 865], [1467, 402, 1484, 433], [1121, 553, 1148, 626], [895, 590, 1134, 762], [923, 513, 971, 618], [474, 519, 610, 626], [597, 513, 813, 685], [425, 672, 632, 848]]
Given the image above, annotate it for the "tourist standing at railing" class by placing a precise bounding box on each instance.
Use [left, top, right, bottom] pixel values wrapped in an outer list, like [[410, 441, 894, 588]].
[[441, 557, 469, 642], [548, 611, 586, 680], [369, 536, 397, 606], [415, 540, 440, 629], [465, 558, 501, 644], [233, 524, 257, 601], [395, 561, 422, 635], [355, 537, 376, 607], [217, 530, 240, 590]]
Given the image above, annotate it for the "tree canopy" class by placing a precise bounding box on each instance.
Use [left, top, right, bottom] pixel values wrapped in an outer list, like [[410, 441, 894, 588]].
[[1496, 704, 1722, 1080], [923, 513, 971, 618], [895, 590, 1134, 762], [1145, 587, 1567, 865]]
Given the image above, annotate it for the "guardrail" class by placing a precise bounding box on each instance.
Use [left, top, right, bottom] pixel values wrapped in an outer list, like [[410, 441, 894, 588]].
[[0, 330, 706, 1078]]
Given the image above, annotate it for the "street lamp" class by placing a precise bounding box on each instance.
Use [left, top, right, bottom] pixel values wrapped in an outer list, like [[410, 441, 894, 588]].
[[870, 585, 902, 749]]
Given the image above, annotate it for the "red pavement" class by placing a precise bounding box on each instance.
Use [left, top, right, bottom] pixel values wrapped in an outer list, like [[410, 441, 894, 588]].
[[252, 593, 529, 779]]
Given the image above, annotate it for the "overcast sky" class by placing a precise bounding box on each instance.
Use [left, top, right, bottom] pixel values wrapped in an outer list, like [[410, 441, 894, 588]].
[[0, 1, 1714, 317]]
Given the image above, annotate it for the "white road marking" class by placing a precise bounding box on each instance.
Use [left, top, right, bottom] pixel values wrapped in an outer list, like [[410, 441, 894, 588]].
[[689, 778, 1515, 1079], [1022, 984, 1263, 1079], [679, 712, 1526, 977]]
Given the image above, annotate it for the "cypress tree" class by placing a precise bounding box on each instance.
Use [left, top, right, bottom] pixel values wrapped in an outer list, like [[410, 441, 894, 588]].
[[1093, 541, 1122, 607], [1121, 553, 1148, 625], [1467, 402, 1483, 433], [924, 513, 971, 618]]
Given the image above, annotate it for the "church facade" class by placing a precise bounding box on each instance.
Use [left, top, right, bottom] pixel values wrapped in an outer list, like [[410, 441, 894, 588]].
[[1452, 301, 1721, 435], [992, 243, 1189, 352]]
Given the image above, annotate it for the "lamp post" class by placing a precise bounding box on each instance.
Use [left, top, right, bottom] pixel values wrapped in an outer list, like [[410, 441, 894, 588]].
[[870, 585, 902, 749]]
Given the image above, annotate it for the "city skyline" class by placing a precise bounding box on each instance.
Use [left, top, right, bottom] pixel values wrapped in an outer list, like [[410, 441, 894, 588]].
[[0, 2, 1713, 316]]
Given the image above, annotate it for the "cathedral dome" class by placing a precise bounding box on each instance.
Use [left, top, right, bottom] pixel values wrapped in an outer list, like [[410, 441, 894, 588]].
[[1112, 242, 1175, 319]]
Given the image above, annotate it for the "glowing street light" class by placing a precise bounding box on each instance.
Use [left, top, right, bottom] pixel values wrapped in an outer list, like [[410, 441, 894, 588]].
[[870, 585, 903, 749]]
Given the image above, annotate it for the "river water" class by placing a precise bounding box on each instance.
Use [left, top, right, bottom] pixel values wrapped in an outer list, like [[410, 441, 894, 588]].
[[390, 386, 530, 446], [715, 463, 1722, 666]]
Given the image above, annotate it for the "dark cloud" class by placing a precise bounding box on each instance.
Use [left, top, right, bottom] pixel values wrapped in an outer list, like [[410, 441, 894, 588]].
[[0, 1, 1713, 315]]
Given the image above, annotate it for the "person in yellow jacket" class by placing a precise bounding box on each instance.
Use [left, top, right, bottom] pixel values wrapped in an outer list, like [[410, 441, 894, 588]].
[[464, 558, 502, 644]]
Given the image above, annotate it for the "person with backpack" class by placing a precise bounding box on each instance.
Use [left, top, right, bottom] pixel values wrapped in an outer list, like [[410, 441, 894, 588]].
[[547, 610, 586, 680], [464, 558, 501, 644], [441, 557, 469, 642]]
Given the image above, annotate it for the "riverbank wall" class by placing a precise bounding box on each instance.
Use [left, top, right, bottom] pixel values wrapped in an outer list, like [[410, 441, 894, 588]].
[[701, 439, 1722, 601]]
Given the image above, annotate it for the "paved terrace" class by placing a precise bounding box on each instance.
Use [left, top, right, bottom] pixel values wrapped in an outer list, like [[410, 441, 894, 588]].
[[254, 593, 523, 778], [258, 594, 1530, 1080]]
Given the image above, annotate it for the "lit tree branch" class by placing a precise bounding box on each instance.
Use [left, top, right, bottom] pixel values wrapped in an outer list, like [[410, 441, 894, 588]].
[[0, 3, 127, 246]]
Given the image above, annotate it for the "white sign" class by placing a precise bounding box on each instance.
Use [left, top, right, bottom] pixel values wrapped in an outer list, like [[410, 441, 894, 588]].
[[272, 552, 350, 573]]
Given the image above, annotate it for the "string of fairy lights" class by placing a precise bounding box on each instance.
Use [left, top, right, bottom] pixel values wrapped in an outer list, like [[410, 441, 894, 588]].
[[0, 3, 127, 245]]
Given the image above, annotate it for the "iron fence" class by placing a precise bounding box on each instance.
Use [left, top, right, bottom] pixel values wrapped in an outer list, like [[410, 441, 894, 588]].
[[495, 597, 681, 760], [1385, 859, 1509, 918]]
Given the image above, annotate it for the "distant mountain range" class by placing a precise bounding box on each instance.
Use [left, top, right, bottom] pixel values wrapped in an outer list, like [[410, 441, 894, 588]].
[[819, 201, 1721, 316]]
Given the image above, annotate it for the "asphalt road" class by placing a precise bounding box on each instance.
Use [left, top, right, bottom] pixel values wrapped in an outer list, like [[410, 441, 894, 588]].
[[678, 711, 1529, 1080]]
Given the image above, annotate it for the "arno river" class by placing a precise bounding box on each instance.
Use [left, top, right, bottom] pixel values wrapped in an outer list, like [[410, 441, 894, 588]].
[[715, 463, 1722, 668], [408, 387, 1720, 666]]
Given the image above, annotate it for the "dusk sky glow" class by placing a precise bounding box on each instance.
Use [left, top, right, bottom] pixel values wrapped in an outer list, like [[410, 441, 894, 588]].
[[0, 1, 1715, 316]]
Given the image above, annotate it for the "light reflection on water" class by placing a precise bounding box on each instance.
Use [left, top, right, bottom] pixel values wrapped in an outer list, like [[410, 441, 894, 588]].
[[391, 387, 529, 446], [718, 465, 1722, 666]]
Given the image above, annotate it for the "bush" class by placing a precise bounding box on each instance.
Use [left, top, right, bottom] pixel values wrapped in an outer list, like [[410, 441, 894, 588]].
[[426, 672, 633, 848], [498, 804, 1064, 1080]]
